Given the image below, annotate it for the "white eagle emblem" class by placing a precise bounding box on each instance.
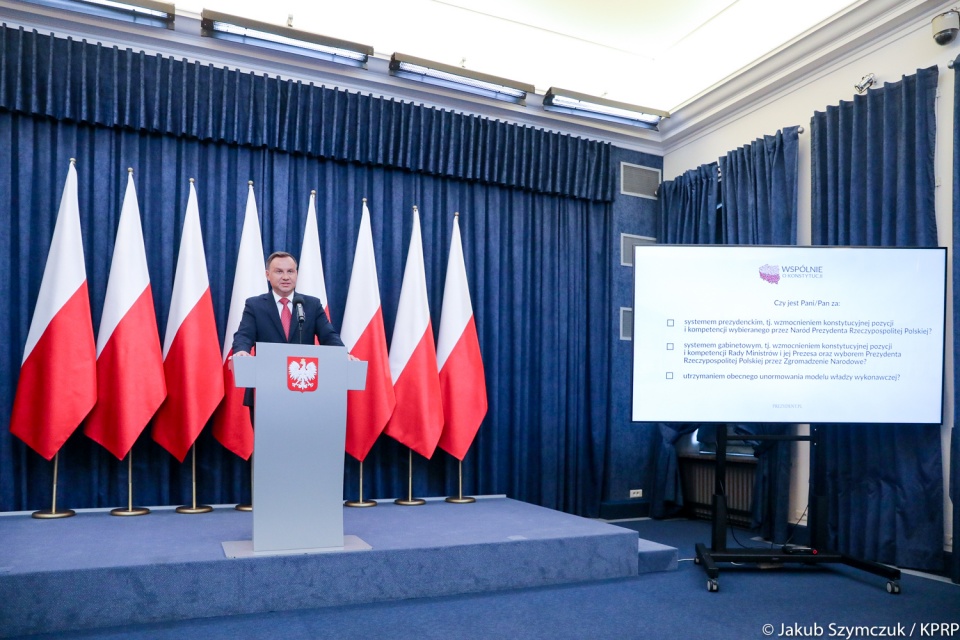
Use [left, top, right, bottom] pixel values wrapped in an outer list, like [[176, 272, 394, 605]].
[[287, 357, 318, 392]]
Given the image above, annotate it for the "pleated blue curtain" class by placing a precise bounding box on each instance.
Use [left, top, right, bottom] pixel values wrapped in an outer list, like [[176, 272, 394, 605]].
[[654, 128, 800, 540], [0, 28, 613, 515], [718, 126, 800, 543], [951, 53, 960, 584], [811, 66, 943, 571], [651, 163, 718, 518]]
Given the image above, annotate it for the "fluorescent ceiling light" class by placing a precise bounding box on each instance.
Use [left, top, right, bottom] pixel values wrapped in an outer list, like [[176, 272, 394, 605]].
[[543, 87, 669, 129], [390, 53, 534, 104], [200, 10, 373, 66], [32, 0, 175, 27]]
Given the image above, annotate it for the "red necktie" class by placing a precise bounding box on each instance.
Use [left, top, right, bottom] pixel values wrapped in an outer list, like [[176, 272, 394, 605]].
[[280, 297, 291, 338]]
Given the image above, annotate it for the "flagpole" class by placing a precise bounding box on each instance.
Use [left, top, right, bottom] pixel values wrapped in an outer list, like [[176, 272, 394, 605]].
[[111, 450, 149, 516], [236, 454, 253, 511], [32, 452, 76, 519], [445, 458, 476, 504], [176, 445, 213, 514], [395, 448, 425, 506], [345, 459, 377, 507]]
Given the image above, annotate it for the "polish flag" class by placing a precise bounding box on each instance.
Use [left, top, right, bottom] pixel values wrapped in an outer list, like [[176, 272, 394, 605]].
[[212, 182, 264, 460], [341, 200, 396, 461], [384, 207, 444, 459], [436, 213, 487, 460], [297, 191, 331, 322], [84, 171, 167, 460], [152, 180, 224, 462], [10, 161, 97, 460]]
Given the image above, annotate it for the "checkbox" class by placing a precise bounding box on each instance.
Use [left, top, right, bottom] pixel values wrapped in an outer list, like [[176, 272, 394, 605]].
[[666, 343, 674, 350], [666, 319, 674, 327], [665, 372, 673, 380]]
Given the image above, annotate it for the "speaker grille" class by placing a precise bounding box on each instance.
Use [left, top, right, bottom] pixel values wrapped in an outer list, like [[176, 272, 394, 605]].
[[621, 162, 661, 199]]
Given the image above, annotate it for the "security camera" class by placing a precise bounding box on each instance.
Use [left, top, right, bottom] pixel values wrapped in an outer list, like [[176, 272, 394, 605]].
[[932, 10, 960, 46]]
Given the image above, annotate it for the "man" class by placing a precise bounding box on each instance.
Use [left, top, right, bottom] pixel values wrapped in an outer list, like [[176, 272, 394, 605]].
[[232, 252, 348, 406], [233, 251, 344, 356]]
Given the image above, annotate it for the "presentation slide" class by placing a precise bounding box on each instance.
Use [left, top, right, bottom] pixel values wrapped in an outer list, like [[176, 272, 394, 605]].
[[631, 246, 946, 424]]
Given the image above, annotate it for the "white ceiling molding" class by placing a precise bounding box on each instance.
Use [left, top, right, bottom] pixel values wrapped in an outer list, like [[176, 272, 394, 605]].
[[660, 0, 949, 151]]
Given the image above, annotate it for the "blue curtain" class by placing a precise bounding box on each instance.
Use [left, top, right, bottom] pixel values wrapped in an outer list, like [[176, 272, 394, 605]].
[[718, 126, 800, 543], [811, 66, 943, 571], [0, 28, 614, 516], [654, 128, 801, 541], [651, 163, 719, 518], [952, 53, 960, 584]]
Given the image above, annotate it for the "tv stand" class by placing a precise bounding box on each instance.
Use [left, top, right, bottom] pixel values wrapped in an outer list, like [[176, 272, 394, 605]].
[[694, 425, 901, 593]]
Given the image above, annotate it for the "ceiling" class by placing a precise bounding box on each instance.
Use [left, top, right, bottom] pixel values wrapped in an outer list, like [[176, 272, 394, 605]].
[[176, 0, 862, 113]]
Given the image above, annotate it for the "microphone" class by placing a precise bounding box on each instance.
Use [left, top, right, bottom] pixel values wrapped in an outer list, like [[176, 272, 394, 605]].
[[292, 295, 305, 344], [292, 295, 305, 325]]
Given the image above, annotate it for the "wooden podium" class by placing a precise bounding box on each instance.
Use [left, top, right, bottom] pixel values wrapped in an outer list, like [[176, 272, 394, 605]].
[[232, 342, 366, 554]]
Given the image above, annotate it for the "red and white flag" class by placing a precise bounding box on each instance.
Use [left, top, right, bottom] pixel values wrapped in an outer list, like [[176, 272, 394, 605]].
[[384, 207, 444, 459], [84, 171, 167, 460], [341, 200, 396, 461], [297, 191, 330, 322], [152, 181, 224, 462], [436, 213, 487, 460], [10, 161, 97, 460], [212, 183, 264, 460]]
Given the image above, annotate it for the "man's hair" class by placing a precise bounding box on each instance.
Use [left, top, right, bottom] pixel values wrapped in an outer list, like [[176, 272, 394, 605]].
[[266, 251, 297, 269]]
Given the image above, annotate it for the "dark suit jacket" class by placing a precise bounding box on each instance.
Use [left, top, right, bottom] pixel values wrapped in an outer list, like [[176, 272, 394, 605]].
[[232, 292, 344, 405]]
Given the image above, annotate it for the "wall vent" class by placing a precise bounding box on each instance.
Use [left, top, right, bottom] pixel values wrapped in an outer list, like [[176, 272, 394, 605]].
[[621, 233, 656, 267], [620, 307, 633, 341], [621, 162, 661, 199]]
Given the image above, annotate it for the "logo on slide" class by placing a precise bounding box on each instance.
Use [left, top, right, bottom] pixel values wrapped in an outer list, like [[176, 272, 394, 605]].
[[759, 264, 780, 284], [287, 356, 319, 392]]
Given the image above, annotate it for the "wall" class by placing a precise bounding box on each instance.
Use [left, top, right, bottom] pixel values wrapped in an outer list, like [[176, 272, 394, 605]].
[[662, 11, 958, 552]]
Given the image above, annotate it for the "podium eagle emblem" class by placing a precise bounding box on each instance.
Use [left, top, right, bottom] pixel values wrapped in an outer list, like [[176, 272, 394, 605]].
[[287, 356, 319, 392]]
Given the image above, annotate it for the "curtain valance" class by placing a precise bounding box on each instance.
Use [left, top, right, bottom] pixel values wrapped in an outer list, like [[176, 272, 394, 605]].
[[0, 25, 613, 202]]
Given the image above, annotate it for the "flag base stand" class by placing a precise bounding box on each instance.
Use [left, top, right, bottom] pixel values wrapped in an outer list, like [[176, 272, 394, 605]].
[[176, 447, 212, 513], [395, 449, 425, 506], [176, 505, 213, 514], [112, 452, 149, 516], [32, 508, 76, 519], [345, 460, 377, 507], [345, 499, 377, 507], [445, 460, 475, 503], [235, 454, 253, 511], [110, 506, 150, 517], [34, 453, 75, 518]]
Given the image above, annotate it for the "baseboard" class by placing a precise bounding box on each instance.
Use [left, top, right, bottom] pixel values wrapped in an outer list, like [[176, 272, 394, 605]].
[[600, 499, 650, 520]]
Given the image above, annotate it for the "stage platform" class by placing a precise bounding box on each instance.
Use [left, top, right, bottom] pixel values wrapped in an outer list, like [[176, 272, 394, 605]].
[[0, 496, 677, 637]]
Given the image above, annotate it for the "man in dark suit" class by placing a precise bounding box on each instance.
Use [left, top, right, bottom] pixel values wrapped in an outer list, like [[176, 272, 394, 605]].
[[233, 251, 344, 356], [232, 251, 350, 406]]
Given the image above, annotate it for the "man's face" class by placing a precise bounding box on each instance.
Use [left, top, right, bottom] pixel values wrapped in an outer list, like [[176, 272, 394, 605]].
[[266, 256, 298, 297]]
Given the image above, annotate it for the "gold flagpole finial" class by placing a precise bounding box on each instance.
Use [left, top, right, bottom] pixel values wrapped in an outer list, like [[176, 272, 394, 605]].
[[69, 158, 76, 165], [127, 167, 134, 174], [189, 177, 195, 184], [311, 189, 316, 196]]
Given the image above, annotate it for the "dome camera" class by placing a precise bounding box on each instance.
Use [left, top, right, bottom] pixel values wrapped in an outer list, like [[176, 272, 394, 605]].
[[932, 10, 960, 46]]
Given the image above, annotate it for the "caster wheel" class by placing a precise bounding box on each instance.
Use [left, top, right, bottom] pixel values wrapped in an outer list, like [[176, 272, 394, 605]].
[[886, 581, 900, 594], [707, 579, 719, 592]]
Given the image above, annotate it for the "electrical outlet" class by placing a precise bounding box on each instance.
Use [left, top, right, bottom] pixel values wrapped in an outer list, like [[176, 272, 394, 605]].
[[629, 489, 643, 498]]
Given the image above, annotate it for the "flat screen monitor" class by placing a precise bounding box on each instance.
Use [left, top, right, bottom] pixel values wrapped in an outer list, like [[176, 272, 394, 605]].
[[631, 246, 946, 424]]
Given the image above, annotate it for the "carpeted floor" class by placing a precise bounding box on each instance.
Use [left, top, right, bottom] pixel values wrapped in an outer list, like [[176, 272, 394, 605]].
[[16, 518, 959, 640]]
